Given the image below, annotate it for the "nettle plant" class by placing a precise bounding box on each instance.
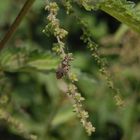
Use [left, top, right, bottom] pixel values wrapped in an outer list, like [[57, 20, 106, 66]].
[[0, 0, 140, 139]]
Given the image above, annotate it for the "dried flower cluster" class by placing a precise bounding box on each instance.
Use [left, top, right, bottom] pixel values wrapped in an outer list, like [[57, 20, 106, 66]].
[[43, 1, 95, 135], [0, 71, 36, 140], [0, 108, 37, 140], [0, 71, 9, 105]]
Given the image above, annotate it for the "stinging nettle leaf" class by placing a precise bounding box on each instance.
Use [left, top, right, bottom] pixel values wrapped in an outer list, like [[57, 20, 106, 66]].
[[27, 52, 60, 71], [0, 47, 60, 72], [99, 0, 140, 33]]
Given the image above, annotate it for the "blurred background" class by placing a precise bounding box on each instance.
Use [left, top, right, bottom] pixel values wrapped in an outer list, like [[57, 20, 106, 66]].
[[0, 0, 140, 140]]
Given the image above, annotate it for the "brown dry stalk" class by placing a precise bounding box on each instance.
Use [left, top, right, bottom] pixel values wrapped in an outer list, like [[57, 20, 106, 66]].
[[0, 0, 35, 51]]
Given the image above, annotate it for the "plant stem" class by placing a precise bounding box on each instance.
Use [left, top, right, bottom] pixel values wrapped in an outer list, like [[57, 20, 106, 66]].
[[0, 0, 35, 51]]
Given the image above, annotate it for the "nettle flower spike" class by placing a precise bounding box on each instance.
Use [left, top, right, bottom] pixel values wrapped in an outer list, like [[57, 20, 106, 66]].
[[68, 84, 95, 135], [78, 18, 124, 107], [77, 0, 94, 11], [44, 1, 95, 135], [45, 2, 59, 15], [43, 2, 68, 41]]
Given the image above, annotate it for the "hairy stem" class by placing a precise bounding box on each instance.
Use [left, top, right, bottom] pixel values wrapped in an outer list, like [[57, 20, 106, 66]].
[[0, 0, 35, 51]]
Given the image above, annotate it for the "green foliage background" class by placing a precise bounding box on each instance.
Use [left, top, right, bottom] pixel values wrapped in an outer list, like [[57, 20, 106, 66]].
[[0, 0, 140, 140]]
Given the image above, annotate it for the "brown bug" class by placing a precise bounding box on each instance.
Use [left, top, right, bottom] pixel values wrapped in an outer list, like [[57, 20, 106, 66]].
[[56, 54, 73, 79]]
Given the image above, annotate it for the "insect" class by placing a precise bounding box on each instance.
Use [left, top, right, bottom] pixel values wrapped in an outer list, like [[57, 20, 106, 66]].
[[56, 54, 73, 79]]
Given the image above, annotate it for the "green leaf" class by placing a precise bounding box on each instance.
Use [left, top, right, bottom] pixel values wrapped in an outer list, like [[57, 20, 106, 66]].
[[99, 0, 140, 33], [0, 47, 59, 72], [52, 105, 75, 127], [0, 47, 27, 72], [27, 51, 60, 71]]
